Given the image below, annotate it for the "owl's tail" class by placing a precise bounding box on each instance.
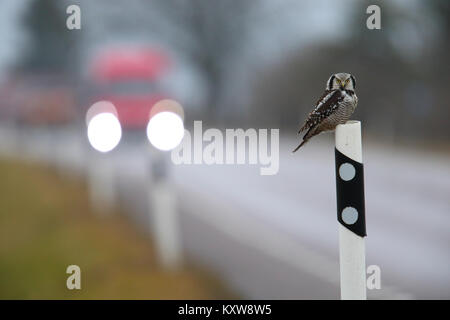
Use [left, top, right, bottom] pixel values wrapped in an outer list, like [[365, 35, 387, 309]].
[[292, 139, 308, 152], [292, 127, 316, 153]]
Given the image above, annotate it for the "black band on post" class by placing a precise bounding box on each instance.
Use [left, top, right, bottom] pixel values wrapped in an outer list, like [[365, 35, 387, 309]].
[[335, 148, 367, 237]]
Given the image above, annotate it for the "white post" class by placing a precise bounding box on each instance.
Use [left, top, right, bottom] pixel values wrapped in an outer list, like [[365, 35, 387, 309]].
[[87, 153, 116, 214], [144, 99, 185, 269], [148, 151, 182, 270], [335, 120, 367, 300]]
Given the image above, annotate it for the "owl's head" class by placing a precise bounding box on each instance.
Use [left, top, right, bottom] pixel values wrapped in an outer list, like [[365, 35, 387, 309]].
[[327, 73, 356, 91]]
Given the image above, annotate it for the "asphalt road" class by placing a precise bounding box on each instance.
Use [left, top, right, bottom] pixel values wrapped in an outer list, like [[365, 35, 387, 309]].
[[2, 124, 449, 299]]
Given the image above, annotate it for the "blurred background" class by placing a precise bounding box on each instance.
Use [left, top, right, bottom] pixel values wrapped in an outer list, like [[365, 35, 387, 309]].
[[0, 0, 449, 299]]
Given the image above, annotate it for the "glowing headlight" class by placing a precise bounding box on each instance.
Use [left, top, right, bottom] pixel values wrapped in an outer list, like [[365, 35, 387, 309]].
[[146, 111, 184, 151], [87, 112, 122, 152]]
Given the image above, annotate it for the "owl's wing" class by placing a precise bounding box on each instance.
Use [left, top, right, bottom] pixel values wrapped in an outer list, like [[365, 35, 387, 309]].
[[298, 89, 342, 133]]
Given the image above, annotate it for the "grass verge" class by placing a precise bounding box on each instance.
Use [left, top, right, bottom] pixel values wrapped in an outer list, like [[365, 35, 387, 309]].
[[0, 159, 233, 299]]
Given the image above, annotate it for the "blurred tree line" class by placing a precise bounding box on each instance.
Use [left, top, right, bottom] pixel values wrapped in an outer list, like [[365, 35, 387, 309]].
[[15, 0, 80, 74], [249, 0, 450, 143], [15, 0, 450, 143]]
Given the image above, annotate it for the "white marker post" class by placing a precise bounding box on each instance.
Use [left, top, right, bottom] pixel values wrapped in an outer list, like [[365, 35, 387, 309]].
[[85, 102, 122, 214], [87, 152, 116, 214], [147, 151, 183, 269], [335, 120, 367, 300], [146, 99, 185, 270]]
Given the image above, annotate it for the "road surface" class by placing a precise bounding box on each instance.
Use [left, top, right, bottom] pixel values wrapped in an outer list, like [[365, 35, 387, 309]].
[[2, 124, 449, 299]]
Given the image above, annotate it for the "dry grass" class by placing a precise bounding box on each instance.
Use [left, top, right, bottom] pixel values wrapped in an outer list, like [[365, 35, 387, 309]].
[[0, 159, 233, 299]]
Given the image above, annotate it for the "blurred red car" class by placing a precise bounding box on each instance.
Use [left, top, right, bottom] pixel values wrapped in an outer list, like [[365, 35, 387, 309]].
[[87, 47, 171, 129]]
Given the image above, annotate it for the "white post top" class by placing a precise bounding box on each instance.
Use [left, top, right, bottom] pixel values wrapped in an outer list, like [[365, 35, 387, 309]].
[[335, 121, 362, 163]]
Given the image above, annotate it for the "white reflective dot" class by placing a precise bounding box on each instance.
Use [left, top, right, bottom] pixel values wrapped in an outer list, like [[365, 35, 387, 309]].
[[339, 162, 356, 181], [342, 207, 358, 225]]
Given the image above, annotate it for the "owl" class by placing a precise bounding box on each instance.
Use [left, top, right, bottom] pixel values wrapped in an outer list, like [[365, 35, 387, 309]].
[[293, 73, 358, 152]]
